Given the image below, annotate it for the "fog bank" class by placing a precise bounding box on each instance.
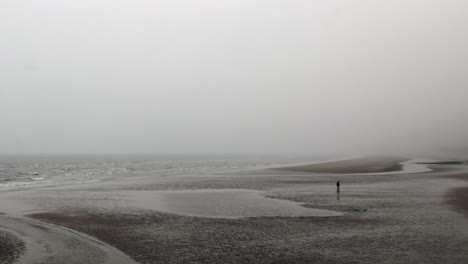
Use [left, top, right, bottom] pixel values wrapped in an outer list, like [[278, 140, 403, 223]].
[[1, 0, 468, 155]]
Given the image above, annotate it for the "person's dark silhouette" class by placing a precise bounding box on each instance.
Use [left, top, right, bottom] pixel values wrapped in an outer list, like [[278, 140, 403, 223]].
[[336, 181, 341, 192]]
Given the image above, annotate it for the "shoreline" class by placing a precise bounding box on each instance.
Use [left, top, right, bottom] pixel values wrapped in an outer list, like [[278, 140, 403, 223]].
[[2, 155, 468, 263]]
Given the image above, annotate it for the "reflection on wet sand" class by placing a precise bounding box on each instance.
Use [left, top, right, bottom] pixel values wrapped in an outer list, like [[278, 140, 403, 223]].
[[126, 189, 344, 218]]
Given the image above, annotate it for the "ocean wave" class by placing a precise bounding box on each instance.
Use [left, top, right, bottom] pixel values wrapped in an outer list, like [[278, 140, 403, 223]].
[[0, 180, 52, 188], [30, 177, 46, 181]]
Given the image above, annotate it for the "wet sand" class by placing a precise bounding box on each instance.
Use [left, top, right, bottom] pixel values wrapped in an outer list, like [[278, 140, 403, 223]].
[[2, 156, 468, 263], [122, 189, 343, 218], [30, 173, 468, 264], [30, 211, 392, 264], [0, 214, 137, 264], [272, 157, 407, 173], [447, 187, 468, 217], [0, 228, 24, 264], [445, 171, 468, 218]]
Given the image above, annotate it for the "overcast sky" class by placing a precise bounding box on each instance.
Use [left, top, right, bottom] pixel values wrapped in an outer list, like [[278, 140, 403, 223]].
[[1, 0, 467, 155]]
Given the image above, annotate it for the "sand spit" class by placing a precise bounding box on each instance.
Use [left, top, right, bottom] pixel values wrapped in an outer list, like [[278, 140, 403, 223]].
[[272, 157, 406, 174]]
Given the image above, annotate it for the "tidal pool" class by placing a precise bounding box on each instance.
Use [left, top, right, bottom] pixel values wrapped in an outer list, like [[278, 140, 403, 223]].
[[127, 189, 343, 218]]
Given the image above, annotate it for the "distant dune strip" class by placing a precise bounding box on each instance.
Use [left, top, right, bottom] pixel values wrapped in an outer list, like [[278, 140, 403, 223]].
[[272, 157, 407, 174]]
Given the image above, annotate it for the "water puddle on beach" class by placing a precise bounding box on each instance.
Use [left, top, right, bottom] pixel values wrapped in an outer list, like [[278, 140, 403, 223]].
[[126, 189, 343, 218]]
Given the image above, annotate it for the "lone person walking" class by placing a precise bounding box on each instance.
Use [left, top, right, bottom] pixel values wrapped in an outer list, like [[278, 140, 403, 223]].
[[336, 180, 341, 192]]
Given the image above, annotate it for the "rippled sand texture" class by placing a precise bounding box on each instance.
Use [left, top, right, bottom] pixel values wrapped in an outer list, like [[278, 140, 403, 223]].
[[0, 227, 24, 264]]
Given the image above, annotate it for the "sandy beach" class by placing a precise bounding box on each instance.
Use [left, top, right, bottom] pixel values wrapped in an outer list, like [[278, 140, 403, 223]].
[[1, 156, 468, 264]]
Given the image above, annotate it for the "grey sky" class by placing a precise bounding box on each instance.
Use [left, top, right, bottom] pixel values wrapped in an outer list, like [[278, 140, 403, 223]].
[[1, 0, 468, 155]]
